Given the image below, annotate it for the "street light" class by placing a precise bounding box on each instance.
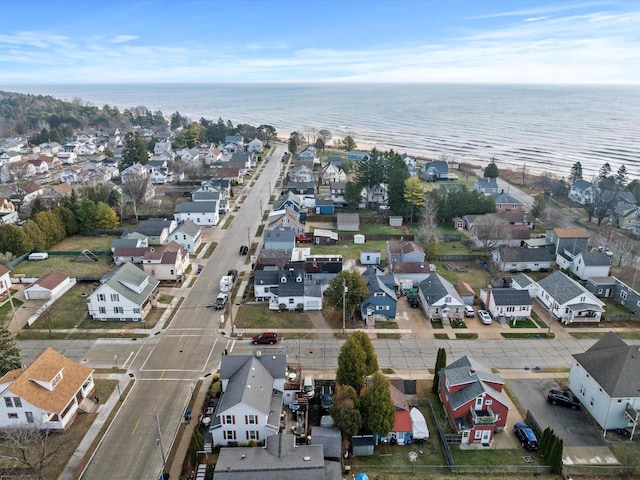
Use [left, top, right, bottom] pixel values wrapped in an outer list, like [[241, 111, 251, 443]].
[[342, 281, 348, 334], [114, 354, 118, 370], [156, 414, 168, 478]]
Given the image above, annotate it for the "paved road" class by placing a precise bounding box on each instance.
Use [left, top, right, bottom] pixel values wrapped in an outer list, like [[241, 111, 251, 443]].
[[77, 146, 286, 480]]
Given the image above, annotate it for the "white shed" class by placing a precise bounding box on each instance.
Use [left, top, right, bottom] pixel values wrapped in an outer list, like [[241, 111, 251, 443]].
[[354, 234, 365, 244], [389, 216, 403, 227], [360, 250, 381, 265]]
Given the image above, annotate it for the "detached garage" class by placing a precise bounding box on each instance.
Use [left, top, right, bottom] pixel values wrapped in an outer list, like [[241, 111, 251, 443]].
[[24, 271, 75, 300]]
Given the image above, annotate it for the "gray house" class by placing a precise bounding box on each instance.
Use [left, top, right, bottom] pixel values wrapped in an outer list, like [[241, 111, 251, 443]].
[[546, 227, 589, 255], [474, 177, 499, 195], [264, 228, 296, 250], [387, 240, 426, 266], [492, 246, 554, 272]]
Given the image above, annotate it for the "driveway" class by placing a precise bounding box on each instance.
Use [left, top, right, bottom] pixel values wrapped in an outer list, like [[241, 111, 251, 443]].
[[395, 296, 429, 337], [507, 378, 607, 448]]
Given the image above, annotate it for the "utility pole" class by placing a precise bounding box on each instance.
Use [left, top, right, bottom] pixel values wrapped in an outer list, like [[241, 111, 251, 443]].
[[156, 414, 167, 478], [522, 163, 526, 187], [342, 280, 348, 334]]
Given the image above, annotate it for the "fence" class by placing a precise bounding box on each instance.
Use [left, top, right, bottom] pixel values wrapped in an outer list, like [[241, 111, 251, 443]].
[[603, 314, 639, 322]]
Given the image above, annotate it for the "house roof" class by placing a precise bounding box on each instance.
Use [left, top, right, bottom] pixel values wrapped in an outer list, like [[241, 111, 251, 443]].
[[388, 240, 425, 257], [26, 271, 69, 290], [573, 333, 640, 398], [136, 218, 174, 236], [143, 241, 187, 263], [254, 268, 281, 286], [218, 357, 274, 415], [394, 409, 412, 432], [455, 282, 475, 298], [336, 213, 360, 225], [4, 348, 93, 414], [310, 426, 341, 459], [278, 269, 305, 296], [495, 246, 554, 263], [577, 251, 611, 267], [441, 356, 508, 410], [175, 201, 218, 213], [113, 247, 153, 257], [363, 266, 397, 299], [172, 220, 201, 238], [475, 178, 498, 189], [99, 262, 159, 305], [586, 276, 616, 286], [0, 264, 9, 276], [264, 228, 296, 242], [511, 273, 535, 288], [191, 190, 220, 201], [219, 354, 286, 383], [553, 227, 590, 238], [489, 288, 532, 306], [572, 179, 593, 190], [492, 192, 522, 205], [424, 160, 448, 174], [273, 192, 301, 210], [418, 274, 463, 305], [537, 271, 601, 306]]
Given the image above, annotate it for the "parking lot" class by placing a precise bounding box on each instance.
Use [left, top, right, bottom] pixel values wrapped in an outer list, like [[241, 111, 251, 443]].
[[507, 378, 607, 447]]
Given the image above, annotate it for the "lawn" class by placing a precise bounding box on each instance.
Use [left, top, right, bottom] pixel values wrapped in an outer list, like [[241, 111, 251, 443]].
[[435, 264, 491, 290], [48, 235, 118, 252], [11, 256, 116, 278], [0, 297, 23, 327], [233, 304, 314, 330]]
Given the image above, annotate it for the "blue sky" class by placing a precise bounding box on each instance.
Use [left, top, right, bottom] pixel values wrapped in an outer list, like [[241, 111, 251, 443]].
[[1, 0, 639, 84]]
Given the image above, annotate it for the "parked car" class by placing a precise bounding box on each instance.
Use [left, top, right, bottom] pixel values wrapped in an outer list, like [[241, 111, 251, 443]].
[[478, 310, 492, 325], [296, 235, 311, 243], [547, 389, 581, 409], [407, 295, 420, 308], [239, 245, 249, 255], [214, 293, 228, 310], [464, 305, 475, 318], [320, 385, 333, 410], [514, 422, 538, 451], [227, 269, 238, 280], [251, 332, 278, 345]]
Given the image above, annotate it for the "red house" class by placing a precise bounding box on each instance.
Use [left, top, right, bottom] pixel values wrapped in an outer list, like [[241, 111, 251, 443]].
[[439, 356, 509, 446]]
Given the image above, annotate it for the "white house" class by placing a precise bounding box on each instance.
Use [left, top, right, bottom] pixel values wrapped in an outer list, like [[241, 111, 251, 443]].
[[418, 274, 465, 323], [268, 269, 323, 311], [247, 138, 263, 154], [142, 241, 190, 281], [568, 333, 640, 432], [536, 271, 605, 325], [169, 220, 202, 253], [112, 247, 153, 266], [479, 287, 532, 321], [0, 348, 95, 431], [0, 264, 11, 299], [569, 251, 611, 281], [0, 197, 18, 225], [87, 262, 159, 322], [174, 200, 220, 226], [492, 246, 554, 272], [360, 250, 382, 265], [321, 163, 346, 184], [24, 271, 75, 301], [211, 354, 285, 446], [568, 180, 597, 205], [510, 273, 539, 298]]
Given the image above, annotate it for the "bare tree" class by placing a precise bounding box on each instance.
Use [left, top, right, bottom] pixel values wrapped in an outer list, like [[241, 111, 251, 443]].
[[318, 129, 332, 153], [416, 197, 441, 243], [122, 170, 149, 221], [472, 215, 511, 249], [542, 207, 567, 229], [0, 425, 59, 480]]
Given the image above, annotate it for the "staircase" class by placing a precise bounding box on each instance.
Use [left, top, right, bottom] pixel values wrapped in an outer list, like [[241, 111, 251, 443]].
[[78, 397, 98, 413]]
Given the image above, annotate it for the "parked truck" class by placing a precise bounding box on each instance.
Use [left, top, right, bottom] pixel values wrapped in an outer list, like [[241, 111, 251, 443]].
[[220, 275, 234, 293]]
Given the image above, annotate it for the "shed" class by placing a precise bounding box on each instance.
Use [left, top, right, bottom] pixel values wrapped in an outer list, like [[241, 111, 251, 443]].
[[354, 234, 365, 244], [352, 435, 375, 457], [310, 426, 342, 460], [313, 228, 339, 246], [360, 250, 381, 265], [24, 271, 75, 300], [389, 216, 403, 227], [455, 282, 476, 305], [337, 213, 360, 231]]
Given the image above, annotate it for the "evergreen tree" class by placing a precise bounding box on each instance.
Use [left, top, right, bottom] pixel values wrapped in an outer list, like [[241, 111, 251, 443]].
[[0, 224, 31, 257], [597, 162, 612, 184], [344, 181, 363, 207], [432, 347, 447, 394], [0, 325, 21, 376], [351, 331, 379, 376], [336, 335, 368, 393], [121, 132, 149, 168], [330, 384, 362, 438], [541, 429, 555, 459], [539, 427, 551, 458], [570, 162, 583, 183], [361, 372, 396, 438], [550, 437, 564, 474], [386, 152, 410, 215], [483, 158, 500, 178], [614, 164, 628, 190], [186, 429, 204, 467], [29, 197, 47, 217]]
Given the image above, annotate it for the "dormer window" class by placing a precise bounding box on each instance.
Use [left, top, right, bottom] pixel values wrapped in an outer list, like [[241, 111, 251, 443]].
[[51, 371, 63, 389], [281, 277, 287, 283]]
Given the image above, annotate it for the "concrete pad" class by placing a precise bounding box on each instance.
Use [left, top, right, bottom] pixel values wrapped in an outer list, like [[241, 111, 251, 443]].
[[563, 446, 619, 465]]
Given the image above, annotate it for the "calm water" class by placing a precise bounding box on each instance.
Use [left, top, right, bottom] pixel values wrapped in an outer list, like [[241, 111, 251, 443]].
[[5, 83, 640, 180]]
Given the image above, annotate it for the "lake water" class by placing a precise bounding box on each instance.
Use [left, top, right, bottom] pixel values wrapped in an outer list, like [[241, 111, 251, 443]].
[[6, 83, 640, 180]]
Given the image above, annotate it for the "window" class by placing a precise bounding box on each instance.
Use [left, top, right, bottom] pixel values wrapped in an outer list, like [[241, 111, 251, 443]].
[[110, 294, 119, 302], [113, 306, 124, 314], [445, 296, 452, 303], [98, 294, 105, 302], [485, 400, 493, 405], [223, 431, 236, 440], [621, 290, 628, 300], [224, 415, 235, 425], [506, 306, 515, 313], [288, 298, 294, 304], [51, 372, 63, 389], [99, 307, 106, 314], [8, 413, 18, 419], [474, 430, 482, 439], [4, 397, 12, 408], [475, 397, 483, 409], [13, 397, 22, 408], [590, 397, 594, 407], [245, 415, 258, 424], [247, 431, 259, 440], [25, 412, 34, 423], [183, 235, 186, 240], [374, 292, 385, 297], [133, 308, 140, 314]]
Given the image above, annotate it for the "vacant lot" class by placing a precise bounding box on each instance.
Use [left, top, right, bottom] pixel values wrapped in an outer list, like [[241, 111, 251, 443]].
[[234, 303, 314, 330], [309, 240, 388, 262], [48, 235, 118, 252], [11, 256, 116, 278]]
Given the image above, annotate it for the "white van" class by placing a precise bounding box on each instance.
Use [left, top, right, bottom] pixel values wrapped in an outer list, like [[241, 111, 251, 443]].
[[28, 252, 49, 261], [303, 376, 314, 399]]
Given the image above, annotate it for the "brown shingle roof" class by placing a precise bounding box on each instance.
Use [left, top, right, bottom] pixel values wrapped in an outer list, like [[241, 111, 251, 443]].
[[29, 271, 69, 290], [553, 227, 589, 238], [0, 264, 9, 276], [8, 348, 93, 414]]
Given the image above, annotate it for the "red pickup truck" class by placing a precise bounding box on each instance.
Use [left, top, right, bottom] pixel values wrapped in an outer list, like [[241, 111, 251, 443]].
[[296, 235, 311, 243]]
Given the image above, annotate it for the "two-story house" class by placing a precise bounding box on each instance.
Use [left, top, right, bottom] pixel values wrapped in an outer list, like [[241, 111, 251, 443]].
[[568, 180, 597, 205], [134, 218, 177, 245], [269, 268, 322, 312], [492, 191, 524, 213], [174, 200, 220, 226], [330, 181, 347, 207], [360, 266, 397, 324], [439, 356, 509, 446], [169, 220, 202, 253], [546, 227, 589, 255], [142, 241, 190, 281], [321, 163, 346, 185], [87, 262, 159, 322]]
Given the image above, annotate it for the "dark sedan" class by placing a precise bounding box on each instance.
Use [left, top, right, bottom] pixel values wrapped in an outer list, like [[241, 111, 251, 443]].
[[547, 389, 581, 409]]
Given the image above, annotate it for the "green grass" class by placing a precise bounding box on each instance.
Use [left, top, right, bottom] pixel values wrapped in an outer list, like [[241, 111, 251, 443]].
[[507, 318, 538, 328], [307, 240, 388, 262], [202, 242, 217, 258], [375, 322, 399, 329], [11, 255, 116, 277], [30, 284, 94, 329], [501, 332, 555, 339], [451, 446, 546, 466], [435, 264, 491, 290], [434, 333, 450, 339], [377, 333, 402, 339], [0, 298, 23, 326], [158, 295, 174, 304], [602, 298, 633, 316], [455, 332, 478, 339], [234, 304, 314, 330], [529, 311, 547, 328], [430, 320, 444, 329], [48, 235, 119, 252], [221, 215, 234, 229], [381, 368, 395, 374]]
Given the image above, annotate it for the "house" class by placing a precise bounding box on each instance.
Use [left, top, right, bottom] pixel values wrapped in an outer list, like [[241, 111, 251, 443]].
[[0, 348, 95, 431], [329, 181, 347, 207], [313, 228, 338, 246], [492, 246, 554, 272], [510, 273, 539, 298], [231, 151, 254, 169], [27, 159, 49, 174], [169, 220, 202, 253], [247, 138, 263, 154], [325, 155, 343, 166], [142, 241, 189, 281], [423, 160, 449, 181], [266, 208, 304, 234], [23, 272, 75, 300], [174, 201, 219, 226], [347, 150, 369, 161], [568, 180, 597, 205], [387, 240, 426, 266], [438, 356, 509, 445], [0, 197, 18, 225], [111, 232, 148, 252], [474, 178, 500, 196], [284, 181, 315, 196], [451, 217, 465, 230], [134, 218, 176, 245], [254, 267, 281, 302], [112, 247, 153, 266], [289, 164, 315, 184], [223, 135, 244, 154], [211, 166, 244, 185], [321, 163, 346, 184], [214, 433, 332, 480], [546, 227, 589, 255], [20, 181, 45, 204], [269, 268, 322, 311], [479, 288, 532, 322], [536, 271, 605, 325], [362, 183, 388, 206], [264, 228, 296, 250], [601, 277, 640, 314], [360, 250, 382, 265], [360, 266, 397, 323], [566, 251, 611, 281], [298, 147, 317, 160], [0, 264, 12, 301], [336, 213, 359, 232], [211, 354, 285, 446], [87, 262, 159, 322], [568, 333, 640, 432], [153, 141, 172, 155], [314, 198, 334, 215], [417, 274, 465, 323], [492, 191, 524, 213], [303, 255, 343, 285], [273, 192, 302, 213]]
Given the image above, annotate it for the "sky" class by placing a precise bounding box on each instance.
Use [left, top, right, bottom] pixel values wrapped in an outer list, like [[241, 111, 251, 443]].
[[1, 0, 639, 85]]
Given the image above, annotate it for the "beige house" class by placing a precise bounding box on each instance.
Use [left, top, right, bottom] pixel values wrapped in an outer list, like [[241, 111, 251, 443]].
[[142, 241, 190, 281]]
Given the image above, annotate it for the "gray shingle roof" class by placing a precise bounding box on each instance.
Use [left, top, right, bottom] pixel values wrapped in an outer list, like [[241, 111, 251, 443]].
[[418, 274, 462, 305], [278, 269, 305, 296], [490, 288, 532, 306], [492, 192, 522, 205], [255, 269, 281, 286], [476, 178, 498, 189], [441, 356, 508, 410], [175, 201, 217, 213], [573, 333, 640, 398], [136, 219, 173, 236], [512, 273, 535, 288], [578, 252, 611, 267], [496, 246, 554, 263], [100, 262, 159, 305], [172, 220, 200, 238], [537, 271, 592, 305]]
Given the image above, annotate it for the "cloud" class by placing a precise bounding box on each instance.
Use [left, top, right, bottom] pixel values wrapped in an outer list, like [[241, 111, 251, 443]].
[[468, 1, 610, 19], [111, 35, 138, 44], [524, 16, 550, 22]]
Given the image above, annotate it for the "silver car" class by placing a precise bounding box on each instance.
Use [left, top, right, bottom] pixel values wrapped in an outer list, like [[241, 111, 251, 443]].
[[478, 310, 492, 325]]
